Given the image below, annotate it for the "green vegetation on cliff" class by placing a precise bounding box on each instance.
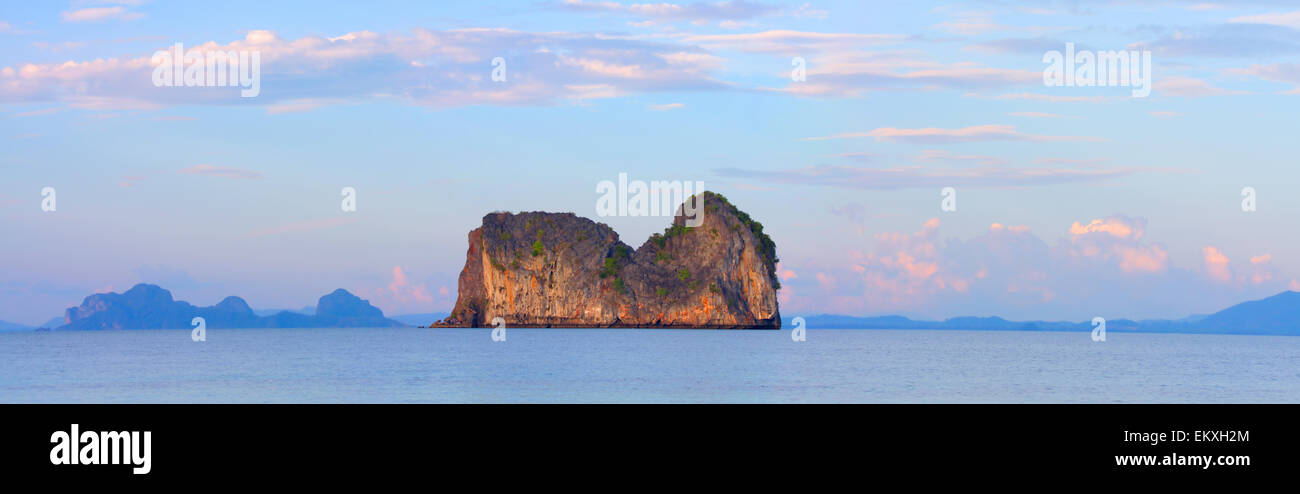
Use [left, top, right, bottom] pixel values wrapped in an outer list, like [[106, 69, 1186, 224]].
[[707, 192, 780, 289]]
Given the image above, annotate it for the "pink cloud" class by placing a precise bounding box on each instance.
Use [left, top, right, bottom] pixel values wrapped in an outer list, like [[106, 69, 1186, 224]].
[[1202, 246, 1232, 282], [815, 272, 836, 290], [360, 266, 441, 316], [1069, 217, 1138, 239], [778, 213, 1291, 320], [804, 124, 1101, 143], [1066, 216, 1166, 273], [1116, 245, 1168, 274], [990, 223, 1028, 233], [1246, 254, 1278, 285], [388, 266, 434, 306], [118, 176, 145, 188]]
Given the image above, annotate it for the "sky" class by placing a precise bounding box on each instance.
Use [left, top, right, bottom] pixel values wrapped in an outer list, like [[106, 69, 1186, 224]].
[[2, 0, 1299, 325]]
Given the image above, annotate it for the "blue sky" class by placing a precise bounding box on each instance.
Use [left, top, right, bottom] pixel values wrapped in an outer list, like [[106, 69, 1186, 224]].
[[2, 0, 1299, 325]]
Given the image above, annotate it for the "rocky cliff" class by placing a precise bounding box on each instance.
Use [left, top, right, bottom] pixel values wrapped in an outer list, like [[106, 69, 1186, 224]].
[[432, 192, 781, 329]]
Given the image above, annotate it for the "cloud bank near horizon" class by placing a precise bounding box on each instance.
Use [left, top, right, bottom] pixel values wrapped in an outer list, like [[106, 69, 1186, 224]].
[[779, 215, 1295, 321]]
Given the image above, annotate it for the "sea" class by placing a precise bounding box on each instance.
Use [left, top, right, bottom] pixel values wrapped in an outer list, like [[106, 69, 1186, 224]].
[[1, 328, 1297, 403]]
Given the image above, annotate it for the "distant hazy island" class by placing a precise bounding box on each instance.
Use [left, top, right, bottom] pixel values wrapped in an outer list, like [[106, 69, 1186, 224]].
[[787, 289, 1300, 336], [33, 284, 404, 330], [431, 191, 782, 328]]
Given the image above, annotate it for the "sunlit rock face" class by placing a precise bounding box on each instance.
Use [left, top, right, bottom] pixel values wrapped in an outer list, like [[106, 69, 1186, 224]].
[[433, 192, 781, 329]]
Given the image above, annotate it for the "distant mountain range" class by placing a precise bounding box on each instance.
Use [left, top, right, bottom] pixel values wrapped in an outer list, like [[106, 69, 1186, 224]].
[[781, 291, 1300, 336], [5, 287, 1299, 335], [0, 319, 34, 331], [39, 284, 404, 330]]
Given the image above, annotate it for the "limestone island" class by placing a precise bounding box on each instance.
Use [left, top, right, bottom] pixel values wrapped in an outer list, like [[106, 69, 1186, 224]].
[[431, 192, 781, 329]]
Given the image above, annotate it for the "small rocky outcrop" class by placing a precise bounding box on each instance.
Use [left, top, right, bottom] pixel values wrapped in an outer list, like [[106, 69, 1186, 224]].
[[432, 192, 781, 329]]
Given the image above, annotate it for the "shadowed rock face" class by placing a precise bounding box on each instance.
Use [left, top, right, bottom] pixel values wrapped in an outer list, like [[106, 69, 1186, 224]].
[[432, 191, 781, 329]]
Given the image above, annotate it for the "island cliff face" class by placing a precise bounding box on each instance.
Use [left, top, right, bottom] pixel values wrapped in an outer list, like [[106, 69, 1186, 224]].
[[432, 192, 781, 329]]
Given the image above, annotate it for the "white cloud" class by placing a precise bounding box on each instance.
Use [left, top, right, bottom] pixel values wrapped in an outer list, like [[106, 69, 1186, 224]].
[[1155, 76, 1250, 97], [61, 6, 144, 23], [1226, 63, 1300, 94], [13, 107, 62, 117], [714, 162, 1141, 190], [1229, 10, 1300, 30], [989, 92, 1109, 103], [934, 13, 1008, 36], [557, 0, 780, 23], [679, 30, 903, 55], [932, 11, 1063, 37], [774, 63, 1041, 98], [266, 98, 336, 115], [685, 33, 1044, 98], [0, 28, 729, 111]]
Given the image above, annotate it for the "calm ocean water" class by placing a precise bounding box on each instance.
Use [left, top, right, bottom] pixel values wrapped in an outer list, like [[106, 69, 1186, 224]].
[[1, 328, 1297, 403]]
